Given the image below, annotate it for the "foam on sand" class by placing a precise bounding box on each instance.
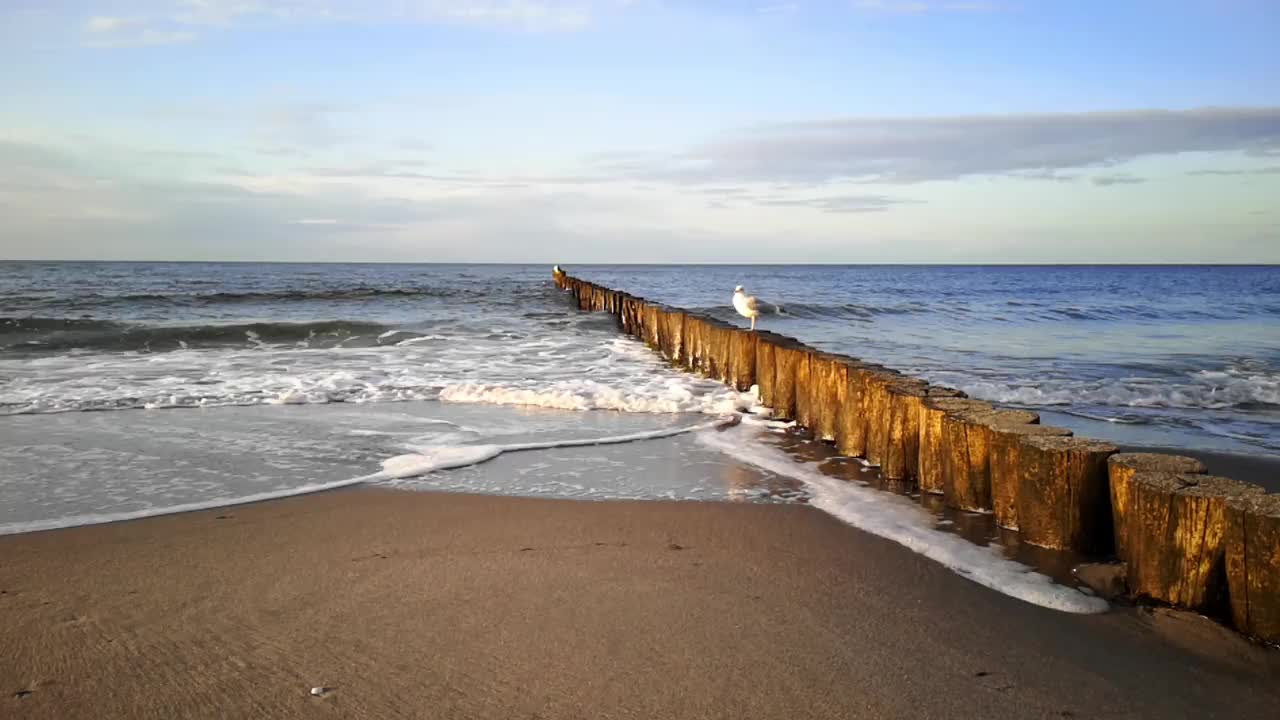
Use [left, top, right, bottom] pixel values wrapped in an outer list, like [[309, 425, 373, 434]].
[[697, 422, 1109, 614], [0, 472, 383, 537], [378, 416, 739, 479]]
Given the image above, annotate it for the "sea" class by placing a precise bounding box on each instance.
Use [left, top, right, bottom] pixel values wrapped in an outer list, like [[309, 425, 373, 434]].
[[1, 262, 1276, 611]]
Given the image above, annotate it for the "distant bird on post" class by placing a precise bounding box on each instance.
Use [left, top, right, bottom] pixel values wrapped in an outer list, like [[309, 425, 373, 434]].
[[733, 285, 761, 331]]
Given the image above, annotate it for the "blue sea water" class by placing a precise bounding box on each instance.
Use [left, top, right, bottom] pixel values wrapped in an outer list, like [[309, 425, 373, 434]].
[[0, 262, 1277, 537], [2, 262, 1277, 451], [577, 264, 1280, 454]]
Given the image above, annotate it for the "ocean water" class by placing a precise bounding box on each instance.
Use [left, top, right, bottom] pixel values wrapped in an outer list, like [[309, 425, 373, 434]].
[[5, 261, 1273, 612], [577, 264, 1280, 454]]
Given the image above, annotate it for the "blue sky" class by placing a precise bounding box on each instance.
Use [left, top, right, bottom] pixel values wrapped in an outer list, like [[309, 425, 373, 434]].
[[2, 0, 1278, 262]]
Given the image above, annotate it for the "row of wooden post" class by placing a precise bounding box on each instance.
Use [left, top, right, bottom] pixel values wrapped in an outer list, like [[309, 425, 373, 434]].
[[554, 269, 1279, 643]]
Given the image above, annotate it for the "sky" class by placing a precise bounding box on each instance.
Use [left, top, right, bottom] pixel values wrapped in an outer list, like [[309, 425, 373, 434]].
[[1, 0, 1278, 263]]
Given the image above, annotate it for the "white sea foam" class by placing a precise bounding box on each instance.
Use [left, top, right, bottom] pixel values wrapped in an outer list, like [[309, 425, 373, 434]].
[[0, 331, 753, 418], [0, 471, 382, 537], [381, 445, 505, 478], [955, 364, 1280, 411], [697, 423, 1109, 614], [377, 416, 737, 479], [439, 380, 757, 415]]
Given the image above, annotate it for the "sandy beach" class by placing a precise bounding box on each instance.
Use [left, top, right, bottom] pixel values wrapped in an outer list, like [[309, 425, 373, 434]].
[[3, 488, 1277, 720]]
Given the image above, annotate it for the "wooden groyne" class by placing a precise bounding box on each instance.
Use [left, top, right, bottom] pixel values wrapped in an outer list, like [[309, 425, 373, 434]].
[[553, 268, 1280, 642]]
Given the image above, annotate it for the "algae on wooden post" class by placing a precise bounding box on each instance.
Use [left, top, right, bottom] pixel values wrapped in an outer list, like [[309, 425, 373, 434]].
[[1107, 453, 1207, 563], [989, 424, 1073, 530], [1015, 436, 1117, 553], [1225, 494, 1280, 644], [1129, 473, 1264, 613]]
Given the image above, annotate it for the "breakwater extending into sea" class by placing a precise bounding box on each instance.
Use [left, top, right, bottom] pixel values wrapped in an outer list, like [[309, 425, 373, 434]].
[[555, 268, 1280, 644]]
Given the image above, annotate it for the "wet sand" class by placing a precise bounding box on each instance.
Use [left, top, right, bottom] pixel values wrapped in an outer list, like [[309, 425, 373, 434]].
[[2, 489, 1278, 720]]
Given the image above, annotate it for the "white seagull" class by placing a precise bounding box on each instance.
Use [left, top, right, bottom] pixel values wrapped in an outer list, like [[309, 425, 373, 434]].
[[733, 285, 762, 331]]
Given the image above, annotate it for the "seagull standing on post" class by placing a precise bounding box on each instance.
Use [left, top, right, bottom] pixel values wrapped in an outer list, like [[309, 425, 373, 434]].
[[733, 285, 761, 331]]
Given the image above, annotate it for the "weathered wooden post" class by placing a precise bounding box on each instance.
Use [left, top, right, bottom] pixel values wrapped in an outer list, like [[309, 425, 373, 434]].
[[769, 337, 806, 421], [793, 348, 817, 431], [809, 353, 855, 443], [989, 423, 1073, 530], [753, 331, 786, 408], [881, 385, 963, 481], [726, 327, 757, 392], [865, 375, 923, 468], [1107, 453, 1207, 560], [705, 320, 733, 383], [941, 408, 1039, 512], [1226, 494, 1280, 644], [1015, 436, 1117, 552], [1129, 472, 1264, 613], [917, 397, 992, 494], [837, 364, 893, 460]]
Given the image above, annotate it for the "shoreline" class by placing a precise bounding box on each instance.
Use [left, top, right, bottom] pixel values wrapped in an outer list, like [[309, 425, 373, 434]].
[[3, 488, 1277, 719]]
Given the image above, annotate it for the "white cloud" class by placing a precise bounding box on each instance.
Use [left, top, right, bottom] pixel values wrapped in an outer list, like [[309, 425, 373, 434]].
[[86, 16, 136, 33], [602, 107, 1280, 184], [76, 0, 634, 46], [1090, 173, 1145, 186], [852, 0, 1005, 13]]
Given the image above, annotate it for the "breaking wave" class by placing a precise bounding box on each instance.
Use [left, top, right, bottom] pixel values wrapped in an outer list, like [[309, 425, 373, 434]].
[[1, 317, 404, 352]]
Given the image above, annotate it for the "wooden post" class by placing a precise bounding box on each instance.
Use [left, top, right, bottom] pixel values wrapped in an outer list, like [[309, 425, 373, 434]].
[[753, 332, 784, 408], [1226, 494, 1280, 644], [989, 423, 1073, 530], [1015, 436, 1117, 553], [726, 327, 757, 392], [1108, 453, 1207, 562], [941, 408, 1039, 512], [705, 321, 733, 384], [770, 338, 805, 421], [663, 310, 685, 365], [865, 375, 924, 468], [684, 315, 709, 374], [880, 384, 926, 480], [809, 353, 854, 443], [917, 397, 992, 495], [793, 348, 817, 431], [1129, 473, 1264, 613]]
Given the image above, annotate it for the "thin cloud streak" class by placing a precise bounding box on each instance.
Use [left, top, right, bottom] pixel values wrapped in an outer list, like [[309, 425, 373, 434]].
[[601, 107, 1280, 184]]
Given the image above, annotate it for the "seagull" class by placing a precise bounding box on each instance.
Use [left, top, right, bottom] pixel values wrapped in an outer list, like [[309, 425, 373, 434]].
[[733, 285, 761, 331]]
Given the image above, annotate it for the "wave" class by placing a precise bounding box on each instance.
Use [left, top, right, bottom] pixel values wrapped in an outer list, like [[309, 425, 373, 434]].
[[438, 380, 761, 415], [6, 286, 470, 308], [685, 301, 933, 322], [955, 366, 1280, 411], [1, 318, 404, 352]]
